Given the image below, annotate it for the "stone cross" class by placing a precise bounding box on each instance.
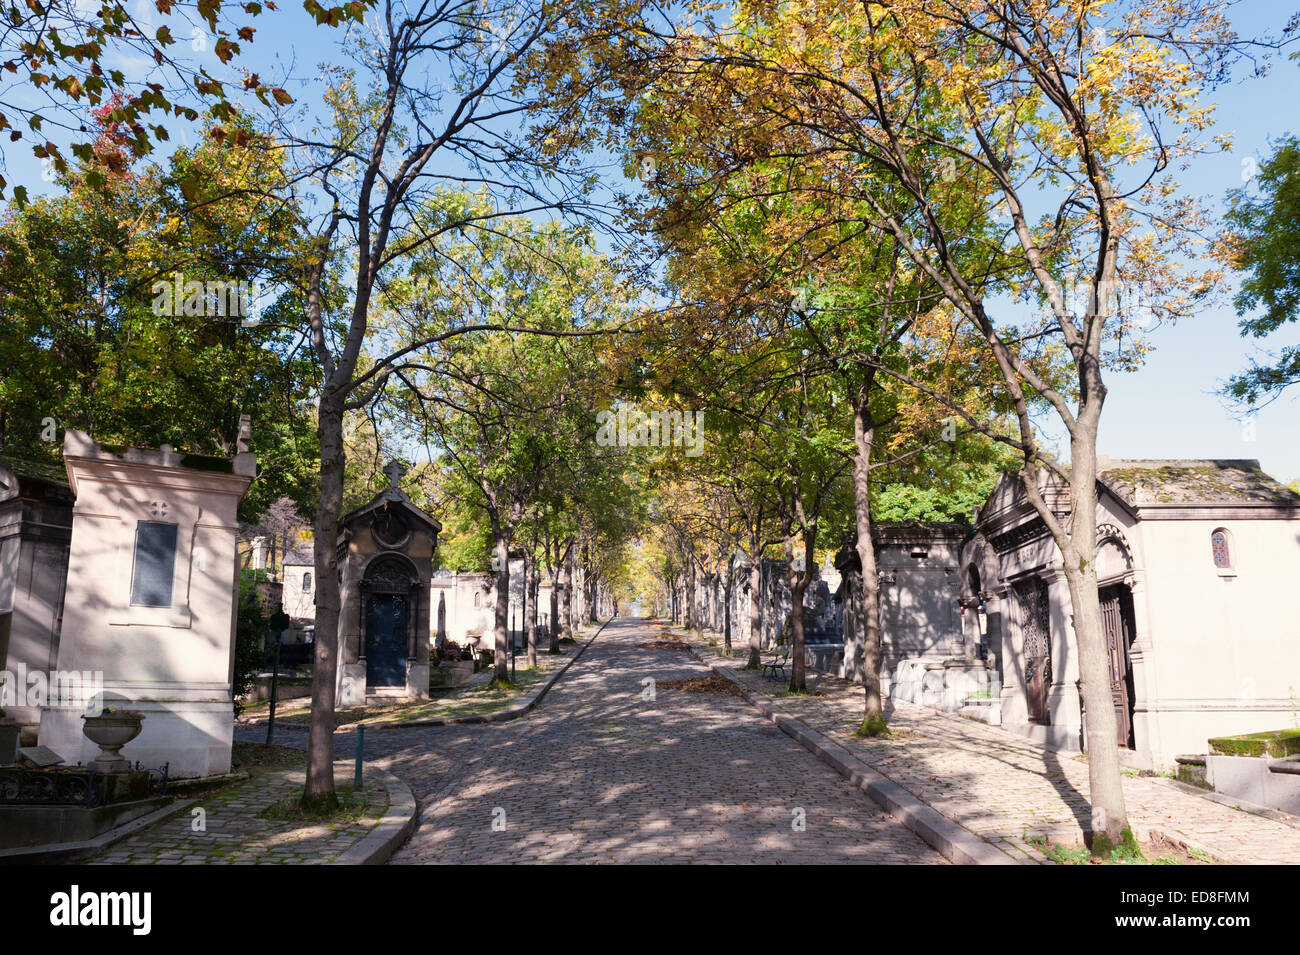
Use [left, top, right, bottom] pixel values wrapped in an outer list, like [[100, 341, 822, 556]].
[[383, 459, 408, 489]]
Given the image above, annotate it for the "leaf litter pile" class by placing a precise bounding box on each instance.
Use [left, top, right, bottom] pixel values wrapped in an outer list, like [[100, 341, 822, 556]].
[[636, 628, 695, 653], [658, 675, 744, 697]]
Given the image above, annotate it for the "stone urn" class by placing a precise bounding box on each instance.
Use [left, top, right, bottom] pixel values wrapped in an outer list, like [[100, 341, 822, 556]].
[[81, 710, 145, 773]]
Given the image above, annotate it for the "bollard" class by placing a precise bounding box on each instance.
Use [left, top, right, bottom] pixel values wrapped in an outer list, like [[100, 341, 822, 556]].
[[354, 724, 364, 788]]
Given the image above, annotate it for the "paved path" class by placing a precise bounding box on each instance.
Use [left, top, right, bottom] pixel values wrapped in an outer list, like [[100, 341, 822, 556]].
[[87, 767, 395, 865], [694, 631, 1300, 864], [390, 618, 945, 863]]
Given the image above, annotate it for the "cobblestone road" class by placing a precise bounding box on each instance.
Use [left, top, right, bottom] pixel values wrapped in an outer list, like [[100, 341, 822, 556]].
[[695, 631, 1300, 865], [87, 768, 393, 865], [388, 618, 944, 863]]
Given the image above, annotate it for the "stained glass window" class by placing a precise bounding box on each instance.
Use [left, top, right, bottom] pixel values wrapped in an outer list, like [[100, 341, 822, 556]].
[[1211, 530, 1232, 570]]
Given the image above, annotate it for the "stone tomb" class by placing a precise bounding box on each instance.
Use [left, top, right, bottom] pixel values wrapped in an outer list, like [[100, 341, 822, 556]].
[[37, 430, 254, 778], [964, 459, 1300, 770], [335, 462, 441, 707], [834, 523, 991, 707], [0, 458, 74, 743]]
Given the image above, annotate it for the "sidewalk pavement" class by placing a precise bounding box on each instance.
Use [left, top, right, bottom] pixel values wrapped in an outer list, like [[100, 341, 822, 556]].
[[84, 765, 415, 865], [688, 629, 1300, 864]]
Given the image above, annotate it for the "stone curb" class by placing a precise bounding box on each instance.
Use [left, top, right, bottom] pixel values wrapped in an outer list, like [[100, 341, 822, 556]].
[[704, 661, 1018, 866], [363, 617, 614, 728], [332, 766, 417, 865], [0, 796, 189, 865], [235, 619, 615, 732]]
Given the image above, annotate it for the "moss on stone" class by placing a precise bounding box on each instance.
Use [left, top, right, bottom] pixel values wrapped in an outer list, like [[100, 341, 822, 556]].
[[1208, 728, 1300, 758]]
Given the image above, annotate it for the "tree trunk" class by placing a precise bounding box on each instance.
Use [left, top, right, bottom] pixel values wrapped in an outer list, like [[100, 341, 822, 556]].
[[525, 551, 538, 668], [691, 564, 702, 637], [852, 395, 888, 736], [682, 568, 693, 631], [723, 565, 733, 654], [1060, 420, 1131, 853], [491, 528, 510, 684], [787, 544, 808, 693], [304, 391, 345, 806], [746, 542, 762, 669], [561, 545, 574, 641], [548, 562, 561, 653]]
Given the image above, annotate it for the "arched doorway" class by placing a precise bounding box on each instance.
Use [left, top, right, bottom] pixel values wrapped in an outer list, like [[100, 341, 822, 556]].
[[1099, 584, 1137, 749], [1096, 527, 1138, 750], [362, 555, 417, 689]]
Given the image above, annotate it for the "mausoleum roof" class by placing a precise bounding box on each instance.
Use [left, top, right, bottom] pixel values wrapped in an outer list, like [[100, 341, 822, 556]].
[[1098, 459, 1300, 507], [283, 544, 314, 566], [0, 455, 71, 490], [339, 487, 442, 533]]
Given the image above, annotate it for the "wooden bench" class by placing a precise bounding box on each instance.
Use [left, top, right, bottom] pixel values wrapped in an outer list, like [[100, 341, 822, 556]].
[[760, 647, 790, 681]]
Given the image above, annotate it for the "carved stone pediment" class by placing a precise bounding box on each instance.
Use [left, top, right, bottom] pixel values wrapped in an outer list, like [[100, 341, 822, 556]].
[[362, 555, 418, 594]]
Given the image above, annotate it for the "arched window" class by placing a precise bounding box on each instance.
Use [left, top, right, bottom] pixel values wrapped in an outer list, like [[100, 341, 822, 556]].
[[303, 572, 312, 593], [1211, 529, 1233, 571]]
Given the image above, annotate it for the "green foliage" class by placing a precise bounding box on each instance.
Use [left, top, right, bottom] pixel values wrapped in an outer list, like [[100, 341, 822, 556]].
[[233, 569, 270, 716], [872, 436, 1018, 523], [390, 201, 642, 588], [857, 714, 890, 738], [1222, 135, 1300, 405], [0, 112, 320, 521]]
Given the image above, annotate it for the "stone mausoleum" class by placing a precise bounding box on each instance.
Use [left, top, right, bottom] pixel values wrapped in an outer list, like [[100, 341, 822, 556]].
[[32, 429, 254, 778], [965, 459, 1300, 770], [697, 457, 1300, 774], [0, 458, 74, 743], [835, 524, 994, 708], [334, 462, 441, 708]]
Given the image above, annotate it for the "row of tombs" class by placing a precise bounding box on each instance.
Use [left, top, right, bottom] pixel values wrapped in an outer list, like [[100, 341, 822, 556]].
[[3, 434, 1299, 793], [1, 430, 606, 782], [687, 459, 1300, 782]]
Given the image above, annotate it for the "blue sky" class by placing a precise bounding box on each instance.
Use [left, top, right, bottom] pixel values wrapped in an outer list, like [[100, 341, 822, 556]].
[[1091, 4, 1300, 483], [5, 2, 1298, 482]]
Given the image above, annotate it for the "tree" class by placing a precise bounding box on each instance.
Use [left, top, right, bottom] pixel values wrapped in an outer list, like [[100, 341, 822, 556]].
[[1220, 134, 1300, 405], [0, 0, 368, 201], [623, 77, 1013, 724], [0, 103, 318, 519], [618, 0, 1274, 853], [265, 0, 648, 807], [395, 214, 629, 685]]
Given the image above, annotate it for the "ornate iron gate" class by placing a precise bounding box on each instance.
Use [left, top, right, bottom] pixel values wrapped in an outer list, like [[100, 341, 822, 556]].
[[362, 556, 416, 689], [1100, 585, 1136, 749], [365, 593, 409, 687], [1014, 578, 1052, 724]]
